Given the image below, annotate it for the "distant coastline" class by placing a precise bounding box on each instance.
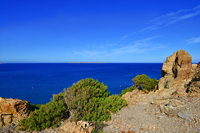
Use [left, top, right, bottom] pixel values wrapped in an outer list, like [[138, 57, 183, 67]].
[[68, 62, 105, 63]]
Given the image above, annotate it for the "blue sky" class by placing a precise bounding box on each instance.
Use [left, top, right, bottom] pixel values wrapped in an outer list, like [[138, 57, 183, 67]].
[[0, 0, 200, 63]]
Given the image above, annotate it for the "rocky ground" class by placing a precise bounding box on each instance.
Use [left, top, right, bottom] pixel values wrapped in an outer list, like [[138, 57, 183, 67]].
[[2, 91, 199, 133], [101, 90, 200, 133]]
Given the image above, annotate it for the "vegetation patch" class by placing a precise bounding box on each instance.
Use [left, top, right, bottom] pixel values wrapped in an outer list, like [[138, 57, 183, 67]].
[[64, 78, 127, 122], [132, 74, 158, 93], [18, 75, 158, 131], [19, 78, 127, 131], [18, 92, 69, 131], [120, 86, 137, 96]]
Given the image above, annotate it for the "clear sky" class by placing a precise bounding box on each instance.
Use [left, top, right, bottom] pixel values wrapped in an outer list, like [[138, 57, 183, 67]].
[[0, 0, 200, 63]]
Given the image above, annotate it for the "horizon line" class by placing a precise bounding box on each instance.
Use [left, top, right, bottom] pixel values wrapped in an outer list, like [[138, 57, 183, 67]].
[[1, 62, 164, 64], [1, 62, 198, 64]]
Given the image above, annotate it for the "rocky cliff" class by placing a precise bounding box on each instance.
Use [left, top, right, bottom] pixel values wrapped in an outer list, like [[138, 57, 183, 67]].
[[110, 50, 200, 133], [186, 62, 200, 96], [0, 97, 30, 127], [158, 50, 199, 96]]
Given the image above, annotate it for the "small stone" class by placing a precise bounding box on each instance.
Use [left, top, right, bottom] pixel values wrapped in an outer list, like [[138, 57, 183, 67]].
[[154, 113, 159, 115], [140, 128, 146, 131], [150, 126, 156, 130], [128, 131, 135, 133], [194, 117, 199, 123], [178, 110, 194, 121]]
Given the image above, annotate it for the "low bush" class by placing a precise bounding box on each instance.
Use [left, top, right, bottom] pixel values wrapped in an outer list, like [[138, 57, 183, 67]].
[[18, 92, 69, 131], [26, 103, 43, 111], [120, 86, 136, 96], [19, 78, 127, 131], [64, 78, 127, 122], [132, 74, 158, 93]]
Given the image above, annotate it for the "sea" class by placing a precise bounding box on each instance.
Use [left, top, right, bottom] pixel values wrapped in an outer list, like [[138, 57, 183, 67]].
[[0, 63, 163, 104]]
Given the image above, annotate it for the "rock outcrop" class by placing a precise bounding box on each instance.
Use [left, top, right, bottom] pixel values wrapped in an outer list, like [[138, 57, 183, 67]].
[[59, 120, 95, 133], [0, 97, 30, 127], [158, 50, 199, 96], [186, 62, 200, 96]]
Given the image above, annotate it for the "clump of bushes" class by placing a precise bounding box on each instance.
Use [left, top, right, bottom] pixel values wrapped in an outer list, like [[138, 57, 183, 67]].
[[19, 78, 127, 131], [18, 74, 159, 132], [26, 103, 43, 111], [119, 74, 158, 96], [65, 78, 127, 122], [132, 74, 158, 93], [18, 92, 69, 131], [120, 86, 136, 96], [19, 75, 158, 131]]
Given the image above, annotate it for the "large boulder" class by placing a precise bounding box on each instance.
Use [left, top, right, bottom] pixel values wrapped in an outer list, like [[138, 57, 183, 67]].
[[0, 97, 30, 127], [158, 50, 199, 96], [159, 50, 195, 89]]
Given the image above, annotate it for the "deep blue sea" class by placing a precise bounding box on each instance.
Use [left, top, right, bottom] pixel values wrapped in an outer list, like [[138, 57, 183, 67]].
[[0, 63, 162, 104]]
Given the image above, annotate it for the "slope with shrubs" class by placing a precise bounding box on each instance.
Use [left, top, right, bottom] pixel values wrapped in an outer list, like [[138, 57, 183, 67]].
[[119, 74, 158, 96], [132, 74, 158, 93], [120, 86, 137, 96], [19, 78, 127, 131], [64, 78, 127, 123], [18, 92, 69, 131], [18, 75, 157, 132]]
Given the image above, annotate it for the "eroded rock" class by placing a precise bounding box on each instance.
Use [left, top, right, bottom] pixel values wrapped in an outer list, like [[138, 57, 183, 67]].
[[158, 50, 199, 96], [59, 120, 95, 133], [122, 89, 147, 105], [161, 50, 193, 78], [186, 62, 200, 96], [153, 98, 185, 117], [0, 97, 30, 127]]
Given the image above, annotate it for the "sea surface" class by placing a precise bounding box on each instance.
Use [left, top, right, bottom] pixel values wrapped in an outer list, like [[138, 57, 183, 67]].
[[0, 63, 162, 104]]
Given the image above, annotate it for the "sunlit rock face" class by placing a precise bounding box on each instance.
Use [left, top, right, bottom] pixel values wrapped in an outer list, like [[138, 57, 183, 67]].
[[158, 50, 199, 96], [0, 97, 30, 127], [161, 50, 192, 79], [186, 62, 200, 96]]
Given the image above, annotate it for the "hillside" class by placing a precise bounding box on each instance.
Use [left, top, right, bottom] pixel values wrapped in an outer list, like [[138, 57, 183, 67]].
[[0, 50, 199, 133]]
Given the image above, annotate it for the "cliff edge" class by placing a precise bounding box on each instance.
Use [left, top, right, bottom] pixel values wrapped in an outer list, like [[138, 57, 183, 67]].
[[157, 49, 200, 97], [0, 97, 30, 127], [103, 50, 200, 133]]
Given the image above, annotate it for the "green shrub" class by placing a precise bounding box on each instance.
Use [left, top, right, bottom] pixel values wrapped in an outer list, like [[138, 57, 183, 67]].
[[64, 78, 127, 122], [132, 74, 158, 93], [81, 95, 127, 122], [26, 103, 43, 111], [120, 86, 136, 96], [19, 78, 127, 131], [18, 92, 69, 131], [104, 95, 127, 113]]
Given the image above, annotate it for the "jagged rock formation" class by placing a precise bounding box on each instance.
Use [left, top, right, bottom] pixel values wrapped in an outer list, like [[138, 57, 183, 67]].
[[0, 97, 30, 127], [158, 50, 199, 96], [186, 62, 200, 96]]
